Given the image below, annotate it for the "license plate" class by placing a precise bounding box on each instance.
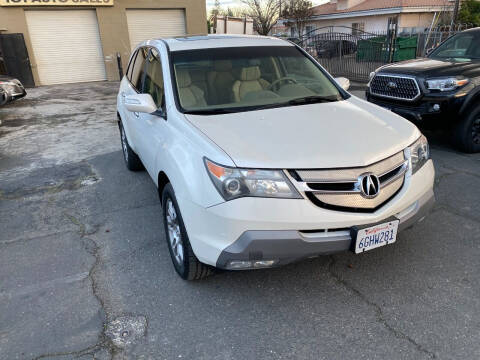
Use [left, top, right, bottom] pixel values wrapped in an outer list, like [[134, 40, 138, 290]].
[[355, 220, 399, 254]]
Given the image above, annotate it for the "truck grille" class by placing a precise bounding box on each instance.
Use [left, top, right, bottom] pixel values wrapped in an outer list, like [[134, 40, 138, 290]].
[[290, 151, 407, 213], [370, 74, 420, 101]]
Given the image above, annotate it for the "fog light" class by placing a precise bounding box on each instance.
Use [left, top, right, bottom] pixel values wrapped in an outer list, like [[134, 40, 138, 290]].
[[226, 259, 278, 270], [253, 260, 277, 268], [227, 260, 252, 269], [432, 104, 440, 111]]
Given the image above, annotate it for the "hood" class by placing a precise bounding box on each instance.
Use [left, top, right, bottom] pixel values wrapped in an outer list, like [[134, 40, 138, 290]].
[[378, 57, 480, 78], [185, 97, 420, 169]]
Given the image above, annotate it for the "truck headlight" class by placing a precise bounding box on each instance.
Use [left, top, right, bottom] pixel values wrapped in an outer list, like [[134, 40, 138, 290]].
[[205, 159, 302, 201], [408, 135, 429, 174], [426, 77, 468, 92]]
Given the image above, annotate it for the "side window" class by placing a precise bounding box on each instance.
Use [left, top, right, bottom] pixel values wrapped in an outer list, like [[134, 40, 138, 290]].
[[126, 50, 137, 81], [130, 47, 148, 91], [143, 48, 165, 108]]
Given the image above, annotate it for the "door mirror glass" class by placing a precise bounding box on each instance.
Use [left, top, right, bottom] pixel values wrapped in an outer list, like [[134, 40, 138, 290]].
[[124, 93, 157, 114], [335, 77, 350, 91]]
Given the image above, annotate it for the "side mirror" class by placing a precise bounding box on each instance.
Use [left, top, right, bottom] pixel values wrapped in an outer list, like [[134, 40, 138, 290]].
[[335, 77, 350, 91], [124, 93, 157, 114]]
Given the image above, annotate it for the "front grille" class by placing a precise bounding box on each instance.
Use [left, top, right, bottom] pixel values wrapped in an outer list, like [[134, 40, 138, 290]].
[[291, 151, 407, 212], [370, 74, 420, 101]]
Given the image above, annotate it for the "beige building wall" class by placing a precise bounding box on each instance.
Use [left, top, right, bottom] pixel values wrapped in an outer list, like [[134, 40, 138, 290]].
[[398, 12, 434, 28], [0, 0, 207, 85], [305, 12, 436, 35], [307, 15, 390, 33]]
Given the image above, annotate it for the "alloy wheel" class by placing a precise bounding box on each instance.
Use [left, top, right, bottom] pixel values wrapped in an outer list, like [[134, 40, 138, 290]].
[[166, 198, 184, 265]]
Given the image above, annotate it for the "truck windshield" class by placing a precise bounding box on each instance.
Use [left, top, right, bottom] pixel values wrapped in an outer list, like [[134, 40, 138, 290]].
[[170, 46, 343, 114], [429, 31, 480, 61]]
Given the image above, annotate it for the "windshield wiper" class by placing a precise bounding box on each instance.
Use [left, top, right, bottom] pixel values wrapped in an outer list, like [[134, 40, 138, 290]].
[[287, 95, 339, 105], [184, 108, 241, 115]]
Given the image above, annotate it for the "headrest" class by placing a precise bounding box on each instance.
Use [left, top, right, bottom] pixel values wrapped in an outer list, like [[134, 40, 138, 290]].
[[239, 66, 261, 81], [176, 70, 192, 88], [214, 60, 233, 72]]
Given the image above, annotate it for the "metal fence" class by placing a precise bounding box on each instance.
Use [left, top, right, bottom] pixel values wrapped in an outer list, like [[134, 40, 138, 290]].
[[296, 24, 476, 82], [297, 26, 401, 82]]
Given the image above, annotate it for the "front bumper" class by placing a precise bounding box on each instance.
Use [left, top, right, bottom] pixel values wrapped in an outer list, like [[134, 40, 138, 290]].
[[366, 89, 467, 122], [179, 160, 435, 268], [0, 83, 27, 102], [216, 189, 434, 269]]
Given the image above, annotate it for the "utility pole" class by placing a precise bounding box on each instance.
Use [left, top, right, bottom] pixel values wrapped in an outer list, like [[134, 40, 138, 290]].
[[450, 0, 460, 30]]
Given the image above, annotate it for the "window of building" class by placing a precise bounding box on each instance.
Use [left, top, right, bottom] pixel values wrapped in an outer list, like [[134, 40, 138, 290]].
[[352, 23, 365, 35], [305, 25, 314, 35]]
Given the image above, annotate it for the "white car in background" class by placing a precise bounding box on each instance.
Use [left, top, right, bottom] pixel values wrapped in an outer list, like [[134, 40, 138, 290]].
[[117, 35, 435, 280]]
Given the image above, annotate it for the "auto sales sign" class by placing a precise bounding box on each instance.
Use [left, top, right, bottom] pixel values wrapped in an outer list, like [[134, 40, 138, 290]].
[[0, 0, 113, 5]]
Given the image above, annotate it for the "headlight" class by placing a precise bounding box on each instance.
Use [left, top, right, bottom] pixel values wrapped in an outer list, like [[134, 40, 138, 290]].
[[408, 135, 429, 174], [0, 81, 19, 94], [426, 77, 468, 92], [205, 159, 302, 201]]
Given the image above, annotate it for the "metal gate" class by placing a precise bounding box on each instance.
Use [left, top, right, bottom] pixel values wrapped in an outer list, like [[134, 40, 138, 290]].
[[297, 25, 399, 82], [0, 33, 35, 87]]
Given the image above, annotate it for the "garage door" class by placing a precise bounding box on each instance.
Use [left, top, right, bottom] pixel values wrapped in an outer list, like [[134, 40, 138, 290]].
[[25, 10, 107, 85], [126, 10, 186, 50]]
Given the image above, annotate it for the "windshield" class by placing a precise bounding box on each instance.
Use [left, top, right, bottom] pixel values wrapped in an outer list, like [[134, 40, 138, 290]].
[[170, 46, 343, 114], [429, 31, 480, 60]]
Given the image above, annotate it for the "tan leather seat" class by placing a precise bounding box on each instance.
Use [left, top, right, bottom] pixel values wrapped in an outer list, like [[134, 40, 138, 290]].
[[176, 70, 207, 109], [232, 66, 270, 102], [207, 60, 235, 104]]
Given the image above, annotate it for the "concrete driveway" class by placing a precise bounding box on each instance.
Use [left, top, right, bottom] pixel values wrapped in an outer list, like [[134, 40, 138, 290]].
[[1, 82, 479, 360]]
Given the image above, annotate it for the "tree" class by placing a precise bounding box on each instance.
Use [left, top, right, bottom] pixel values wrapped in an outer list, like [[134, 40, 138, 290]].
[[241, 0, 281, 35], [211, 0, 222, 16], [281, 0, 314, 37], [458, 0, 480, 26]]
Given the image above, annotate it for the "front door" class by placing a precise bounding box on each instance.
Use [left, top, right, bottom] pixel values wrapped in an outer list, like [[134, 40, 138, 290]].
[[134, 47, 167, 178]]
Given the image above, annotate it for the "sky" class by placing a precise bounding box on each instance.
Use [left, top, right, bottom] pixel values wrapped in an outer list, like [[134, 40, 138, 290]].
[[206, 0, 327, 10]]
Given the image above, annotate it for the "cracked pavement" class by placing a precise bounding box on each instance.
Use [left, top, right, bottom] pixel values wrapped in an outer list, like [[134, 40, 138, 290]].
[[0, 83, 479, 359]]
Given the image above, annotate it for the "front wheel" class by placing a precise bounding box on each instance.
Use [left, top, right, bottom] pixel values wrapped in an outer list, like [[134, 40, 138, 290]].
[[454, 105, 480, 153], [161, 184, 213, 280]]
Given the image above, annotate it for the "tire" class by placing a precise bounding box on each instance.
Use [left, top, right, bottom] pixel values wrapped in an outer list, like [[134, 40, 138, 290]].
[[453, 105, 480, 153], [161, 184, 213, 280], [119, 121, 144, 171]]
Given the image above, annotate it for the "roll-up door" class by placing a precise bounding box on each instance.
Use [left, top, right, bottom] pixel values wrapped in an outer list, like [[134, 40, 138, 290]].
[[25, 10, 107, 85], [126, 9, 186, 50]]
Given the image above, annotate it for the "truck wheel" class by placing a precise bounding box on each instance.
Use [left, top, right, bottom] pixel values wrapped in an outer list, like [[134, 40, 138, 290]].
[[119, 122, 144, 171], [454, 105, 480, 153], [161, 184, 213, 280]]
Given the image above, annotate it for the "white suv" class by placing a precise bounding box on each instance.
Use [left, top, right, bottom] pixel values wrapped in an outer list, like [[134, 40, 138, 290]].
[[117, 35, 435, 280]]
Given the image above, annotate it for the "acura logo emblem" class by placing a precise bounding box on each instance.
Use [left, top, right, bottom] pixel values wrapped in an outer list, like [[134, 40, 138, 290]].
[[359, 173, 380, 198], [387, 81, 398, 89]]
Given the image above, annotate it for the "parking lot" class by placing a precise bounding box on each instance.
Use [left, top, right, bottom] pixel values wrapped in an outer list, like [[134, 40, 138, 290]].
[[0, 81, 479, 359]]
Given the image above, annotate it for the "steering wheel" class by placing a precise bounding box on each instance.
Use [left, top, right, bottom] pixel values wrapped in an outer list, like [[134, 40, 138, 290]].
[[269, 77, 298, 92]]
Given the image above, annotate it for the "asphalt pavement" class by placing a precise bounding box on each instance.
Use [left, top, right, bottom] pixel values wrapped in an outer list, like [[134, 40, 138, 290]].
[[0, 82, 479, 360]]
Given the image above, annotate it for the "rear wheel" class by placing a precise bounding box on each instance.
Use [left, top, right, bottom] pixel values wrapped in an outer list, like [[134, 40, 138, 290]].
[[119, 122, 143, 171], [161, 184, 213, 280], [454, 105, 480, 153]]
